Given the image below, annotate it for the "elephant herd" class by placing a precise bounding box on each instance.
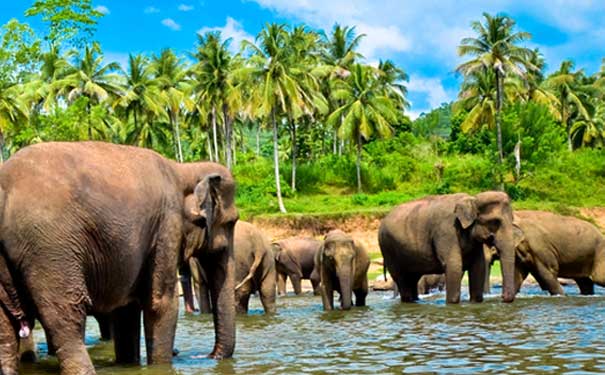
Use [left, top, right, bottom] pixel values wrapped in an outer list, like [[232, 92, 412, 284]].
[[0, 141, 603, 375]]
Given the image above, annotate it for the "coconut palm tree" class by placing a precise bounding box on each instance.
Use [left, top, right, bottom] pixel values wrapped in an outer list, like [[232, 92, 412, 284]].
[[0, 81, 28, 160], [327, 64, 398, 192], [570, 103, 605, 148], [376, 59, 410, 111], [152, 48, 193, 162], [321, 24, 366, 155], [457, 12, 535, 174], [116, 54, 164, 137], [191, 31, 242, 169], [58, 43, 122, 139], [543, 60, 592, 150], [243, 23, 309, 213]]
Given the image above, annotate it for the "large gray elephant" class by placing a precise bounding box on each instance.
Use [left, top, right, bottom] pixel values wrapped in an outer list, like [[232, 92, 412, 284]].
[[184, 220, 276, 314], [315, 230, 370, 311], [0, 142, 238, 374], [272, 237, 321, 295], [379, 192, 516, 304], [511, 210, 605, 295]]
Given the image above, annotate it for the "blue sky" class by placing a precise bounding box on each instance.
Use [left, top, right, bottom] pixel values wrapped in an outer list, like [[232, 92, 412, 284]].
[[2, 0, 604, 118]]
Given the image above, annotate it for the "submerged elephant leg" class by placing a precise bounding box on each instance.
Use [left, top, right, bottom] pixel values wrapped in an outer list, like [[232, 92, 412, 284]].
[[0, 306, 19, 375], [190, 258, 212, 314], [354, 278, 368, 307], [532, 261, 564, 295], [290, 275, 303, 295], [444, 248, 464, 304], [113, 303, 141, 364], [575, 277, 594, 295], [398, 273, 421, 302], [259, 270, 277, 314], [235, 284, 251, 314], [468, 250, 486, 303], [590, 243, 605, 287], [95, 313, 113, 342], [143, 215, 180, 365], [276, 273, 287, 296]]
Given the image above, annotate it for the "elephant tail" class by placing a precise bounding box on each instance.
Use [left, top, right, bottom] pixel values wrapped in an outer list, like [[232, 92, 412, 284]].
[[235, 251, 264, 291]]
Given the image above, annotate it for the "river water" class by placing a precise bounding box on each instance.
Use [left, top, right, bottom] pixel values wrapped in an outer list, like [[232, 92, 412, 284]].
[[20, 284, 605, 374]]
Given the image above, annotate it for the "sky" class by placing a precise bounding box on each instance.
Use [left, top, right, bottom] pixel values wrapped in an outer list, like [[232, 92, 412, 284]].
[[1, 0, 604, 118]]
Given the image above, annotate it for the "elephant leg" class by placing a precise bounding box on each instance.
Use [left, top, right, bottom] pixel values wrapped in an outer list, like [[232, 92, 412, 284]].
[[276, 272, 287, 296], [291, 275, 303, 295], [575, 277, 594, 295], [397, 273, 421, 303], [515, 265, 529, 294], [354, 278, 368, 307], [444, 248, 464, 304], [235, 284, 251, 315], [0, 306, 19, 375], [468, 250, 486, 303], [320, 266, 334, 310], [38, 303, 93, 374], [590, 242, 605, 287], [190, 258, 212, 314], [204, 248, 236, 359], [143, 214, 180, 365], [95, 313, 113, 342], [113, 302, 141, 364], [20, 334, 37, 363], [259, 269, 277, 314], [311, 278, 320, 296], [180, 270, 196, 314], [532, 261, 564, 295]]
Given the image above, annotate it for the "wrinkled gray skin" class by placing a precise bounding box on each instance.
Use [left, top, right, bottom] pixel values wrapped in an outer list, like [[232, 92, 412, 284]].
[[417, 274, 446, 295], [379, 192, 516, 304], [272, 238, 321, 296], [315, 230, 370, 311], [184, 221, 276, 314], [512, 210, 605, 295], [0, 142, 238, 374]]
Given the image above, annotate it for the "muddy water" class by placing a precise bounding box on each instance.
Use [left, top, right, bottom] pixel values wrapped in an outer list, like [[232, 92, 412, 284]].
[[20, 284, 605, 374]]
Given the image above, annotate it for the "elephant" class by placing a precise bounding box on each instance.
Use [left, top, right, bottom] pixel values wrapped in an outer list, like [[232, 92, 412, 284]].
[[272, 237, 321, 295], [183, 221, 276, 314], [417, 274, 446, 295], [379, 192, 516, 304], [511, 210, 605, 295], [482, 245, 499, 294], [0, 141, 238, 374], [315, 230, 370, 311]]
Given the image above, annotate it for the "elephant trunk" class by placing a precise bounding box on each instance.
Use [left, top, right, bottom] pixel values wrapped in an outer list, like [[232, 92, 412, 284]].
[[290, 273, 303, 295], [337, 264, 353, 310], [496, 225, 515, 303]]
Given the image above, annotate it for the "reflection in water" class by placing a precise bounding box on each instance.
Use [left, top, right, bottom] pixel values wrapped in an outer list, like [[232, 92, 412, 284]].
[[20, 285, 605, 374]]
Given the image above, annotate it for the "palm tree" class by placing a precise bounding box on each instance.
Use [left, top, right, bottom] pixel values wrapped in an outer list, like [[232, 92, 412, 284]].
[[376, 59, 410, 111], [115, 53, 165, 144], [543, 60, 591, 150], [321, 24, 365, 155], [327, 64, 398, 192], [570, 102, 605, 148], [191, 32, 241, 169], [152, 49, 193, 162], [24, 44, 72, 114], [457, 12, 535, 178], [0, 81, 28, 160], [243, 23, 309, 213], [59, 43, 122, 139]]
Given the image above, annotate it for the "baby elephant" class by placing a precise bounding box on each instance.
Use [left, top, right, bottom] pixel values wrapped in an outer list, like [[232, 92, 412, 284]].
[[417, 274, 446, 295], [272, 237, 322, 295], [315, 230, 370, 310], [513, 210, 605, 295]]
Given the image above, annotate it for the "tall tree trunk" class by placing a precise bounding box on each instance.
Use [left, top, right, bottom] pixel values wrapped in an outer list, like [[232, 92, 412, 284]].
[[172, 112, 184, 162], [211, 106, 219, 163], [256, 124, 261, 156], [272, 110, 287, 213], [333, 127, 338, 155], [562, 102, 572, 151], [495, 69, 504, 191], [223, 105, 233, 170], [207, 135, 214, 162], [290, 121, 297, 192], [356, 131, 362, 193]]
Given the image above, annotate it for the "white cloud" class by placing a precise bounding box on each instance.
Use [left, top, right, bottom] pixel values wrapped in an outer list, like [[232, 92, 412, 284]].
[[162, 18, 181, 31], [356, 23, 411, 58], [94, 5, 110, 15], [407, 75, 456, 108], [198, 17, 254, 53], [104, 51, 129, 70], [178, 4, 194, 12], [144, 6, 160, 14]]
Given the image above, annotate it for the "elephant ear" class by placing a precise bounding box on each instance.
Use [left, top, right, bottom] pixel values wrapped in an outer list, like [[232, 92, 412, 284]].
[[271, 243, 282, 260], [512, 223, 525, 249], [191, 173, 223, 229], [454, 197, 478, 229]]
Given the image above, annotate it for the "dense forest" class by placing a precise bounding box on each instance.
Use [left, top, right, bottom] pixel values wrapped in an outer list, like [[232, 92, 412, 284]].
[[1, 1, 604, 216]]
